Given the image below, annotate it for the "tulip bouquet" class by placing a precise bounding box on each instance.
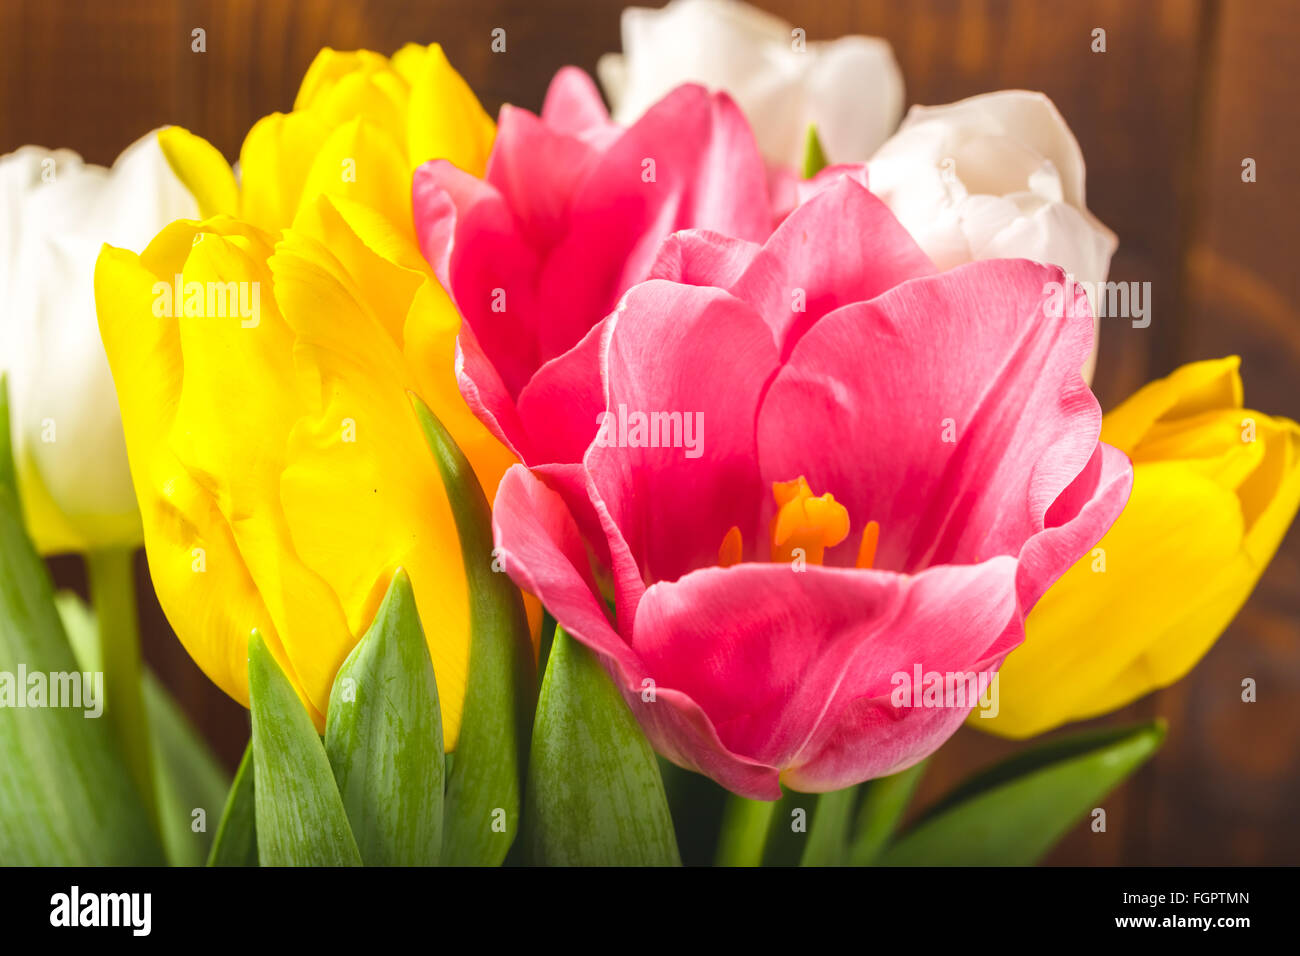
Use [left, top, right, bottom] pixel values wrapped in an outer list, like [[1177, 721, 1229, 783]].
[[2, 0, 1298, 869]]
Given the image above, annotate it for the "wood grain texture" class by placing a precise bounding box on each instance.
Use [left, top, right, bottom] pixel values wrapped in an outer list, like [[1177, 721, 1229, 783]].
[[4, 0, 1296, 864]]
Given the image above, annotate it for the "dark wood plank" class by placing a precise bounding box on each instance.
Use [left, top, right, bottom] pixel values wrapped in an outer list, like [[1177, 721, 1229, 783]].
[[1144, 0, 1300, 865]]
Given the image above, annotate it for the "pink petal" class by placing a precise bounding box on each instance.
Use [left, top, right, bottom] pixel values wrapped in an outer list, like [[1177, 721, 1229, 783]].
[[647, 228, 762, 288], [730, 175, 935, 354], [546, 85, 772, 326], [540, 66, 619, 147], [1017, 439, 1132, 609], [415, 78, 780, 477], [757, 259, 1106, 575], [516, 317, 608, 466], [485, 105, 598, 249], [769, 162, 871, 221], [454, 324, 529, 460], [585, 279, 778, 586], [631, 559, 1019, 793], [492, 464, 778, 798], [413, 160, 542, 398]]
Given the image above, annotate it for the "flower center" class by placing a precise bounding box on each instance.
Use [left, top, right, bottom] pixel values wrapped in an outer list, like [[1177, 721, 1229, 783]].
[[771, 476, 850, 564], [717, 476, 879, 569]]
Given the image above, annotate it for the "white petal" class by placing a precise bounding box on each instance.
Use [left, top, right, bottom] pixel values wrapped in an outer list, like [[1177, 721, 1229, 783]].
[[900, 90, 1088, 208], [801, 36, 904, 166], [599, 0, 902, 167]]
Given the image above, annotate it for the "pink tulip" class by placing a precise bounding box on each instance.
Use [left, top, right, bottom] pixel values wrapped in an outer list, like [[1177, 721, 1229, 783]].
[[413, 68, 782, 513], [491, 177, 1133, 799]]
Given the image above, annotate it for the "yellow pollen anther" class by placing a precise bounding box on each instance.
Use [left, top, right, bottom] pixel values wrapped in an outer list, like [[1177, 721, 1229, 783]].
[[718, 525, 743, 568], [770, 476, 850, 565]]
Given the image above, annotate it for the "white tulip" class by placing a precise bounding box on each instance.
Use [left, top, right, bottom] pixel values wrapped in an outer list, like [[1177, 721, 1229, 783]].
[[1, 130, 198, 554], [597, 0, 904, 168], [867, 91, 1118, 381]]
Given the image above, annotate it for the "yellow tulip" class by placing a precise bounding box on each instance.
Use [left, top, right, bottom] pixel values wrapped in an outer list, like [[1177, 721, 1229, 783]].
[[94, 45, 517, 744], [157, 43, 495, 236], [983, 357, 1300, 738]]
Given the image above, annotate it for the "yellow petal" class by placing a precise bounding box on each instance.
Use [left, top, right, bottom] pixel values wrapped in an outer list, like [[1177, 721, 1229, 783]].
[[405, 44, 496, 175], [270, 207, 473, 745], [294, 48, 395, 112], [1101, 356, 1242, 454], [157, 126, 239, 219], [94, 235, 318, 723], [237, 110, 332, 233], [298, 190, 518, 501], [1093, 415, 1299, 713], [302, 69, 410, 155], [296, 117, 412, 242], [388, 43, 429, 87], [163, 222, 355, 720]]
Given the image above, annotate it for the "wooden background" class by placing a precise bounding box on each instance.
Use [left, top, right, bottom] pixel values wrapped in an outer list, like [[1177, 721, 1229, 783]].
[[3, 0, 1297, 864]]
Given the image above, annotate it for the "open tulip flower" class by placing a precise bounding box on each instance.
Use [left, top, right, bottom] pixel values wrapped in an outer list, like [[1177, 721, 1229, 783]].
[[491, 176, 1133, 799], [92, 44, 517, 743]]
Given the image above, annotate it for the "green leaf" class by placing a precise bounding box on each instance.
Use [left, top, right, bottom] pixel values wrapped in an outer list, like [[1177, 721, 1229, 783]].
[[58, 590, 230, 866], [525, 626, 679, 866], [878, 721, 1166, 866], [54, 591, 98, 670], [248, 630, 361, 866], [411, 395, 535, 866], [325, 568, 444, 865], [146, 674, 233, 866], [802, 124, 830, 178], [847, 759, 927, 865], [0, 377, 163, 865], [207, 743, 257, 867]]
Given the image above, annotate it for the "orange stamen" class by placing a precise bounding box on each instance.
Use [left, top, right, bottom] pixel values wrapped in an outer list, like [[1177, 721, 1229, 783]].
[[718, 525, 743, 567], [715, 479, 879, 571], [856, 519, 880, 570], [769, 476, 850, 565]]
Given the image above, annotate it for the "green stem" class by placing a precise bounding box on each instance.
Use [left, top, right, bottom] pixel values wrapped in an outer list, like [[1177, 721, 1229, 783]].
[[847, 759, 928, 865], [800, 787, 859, 866], [714, 793, 777, 867], [86, 548, 157, 830]]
